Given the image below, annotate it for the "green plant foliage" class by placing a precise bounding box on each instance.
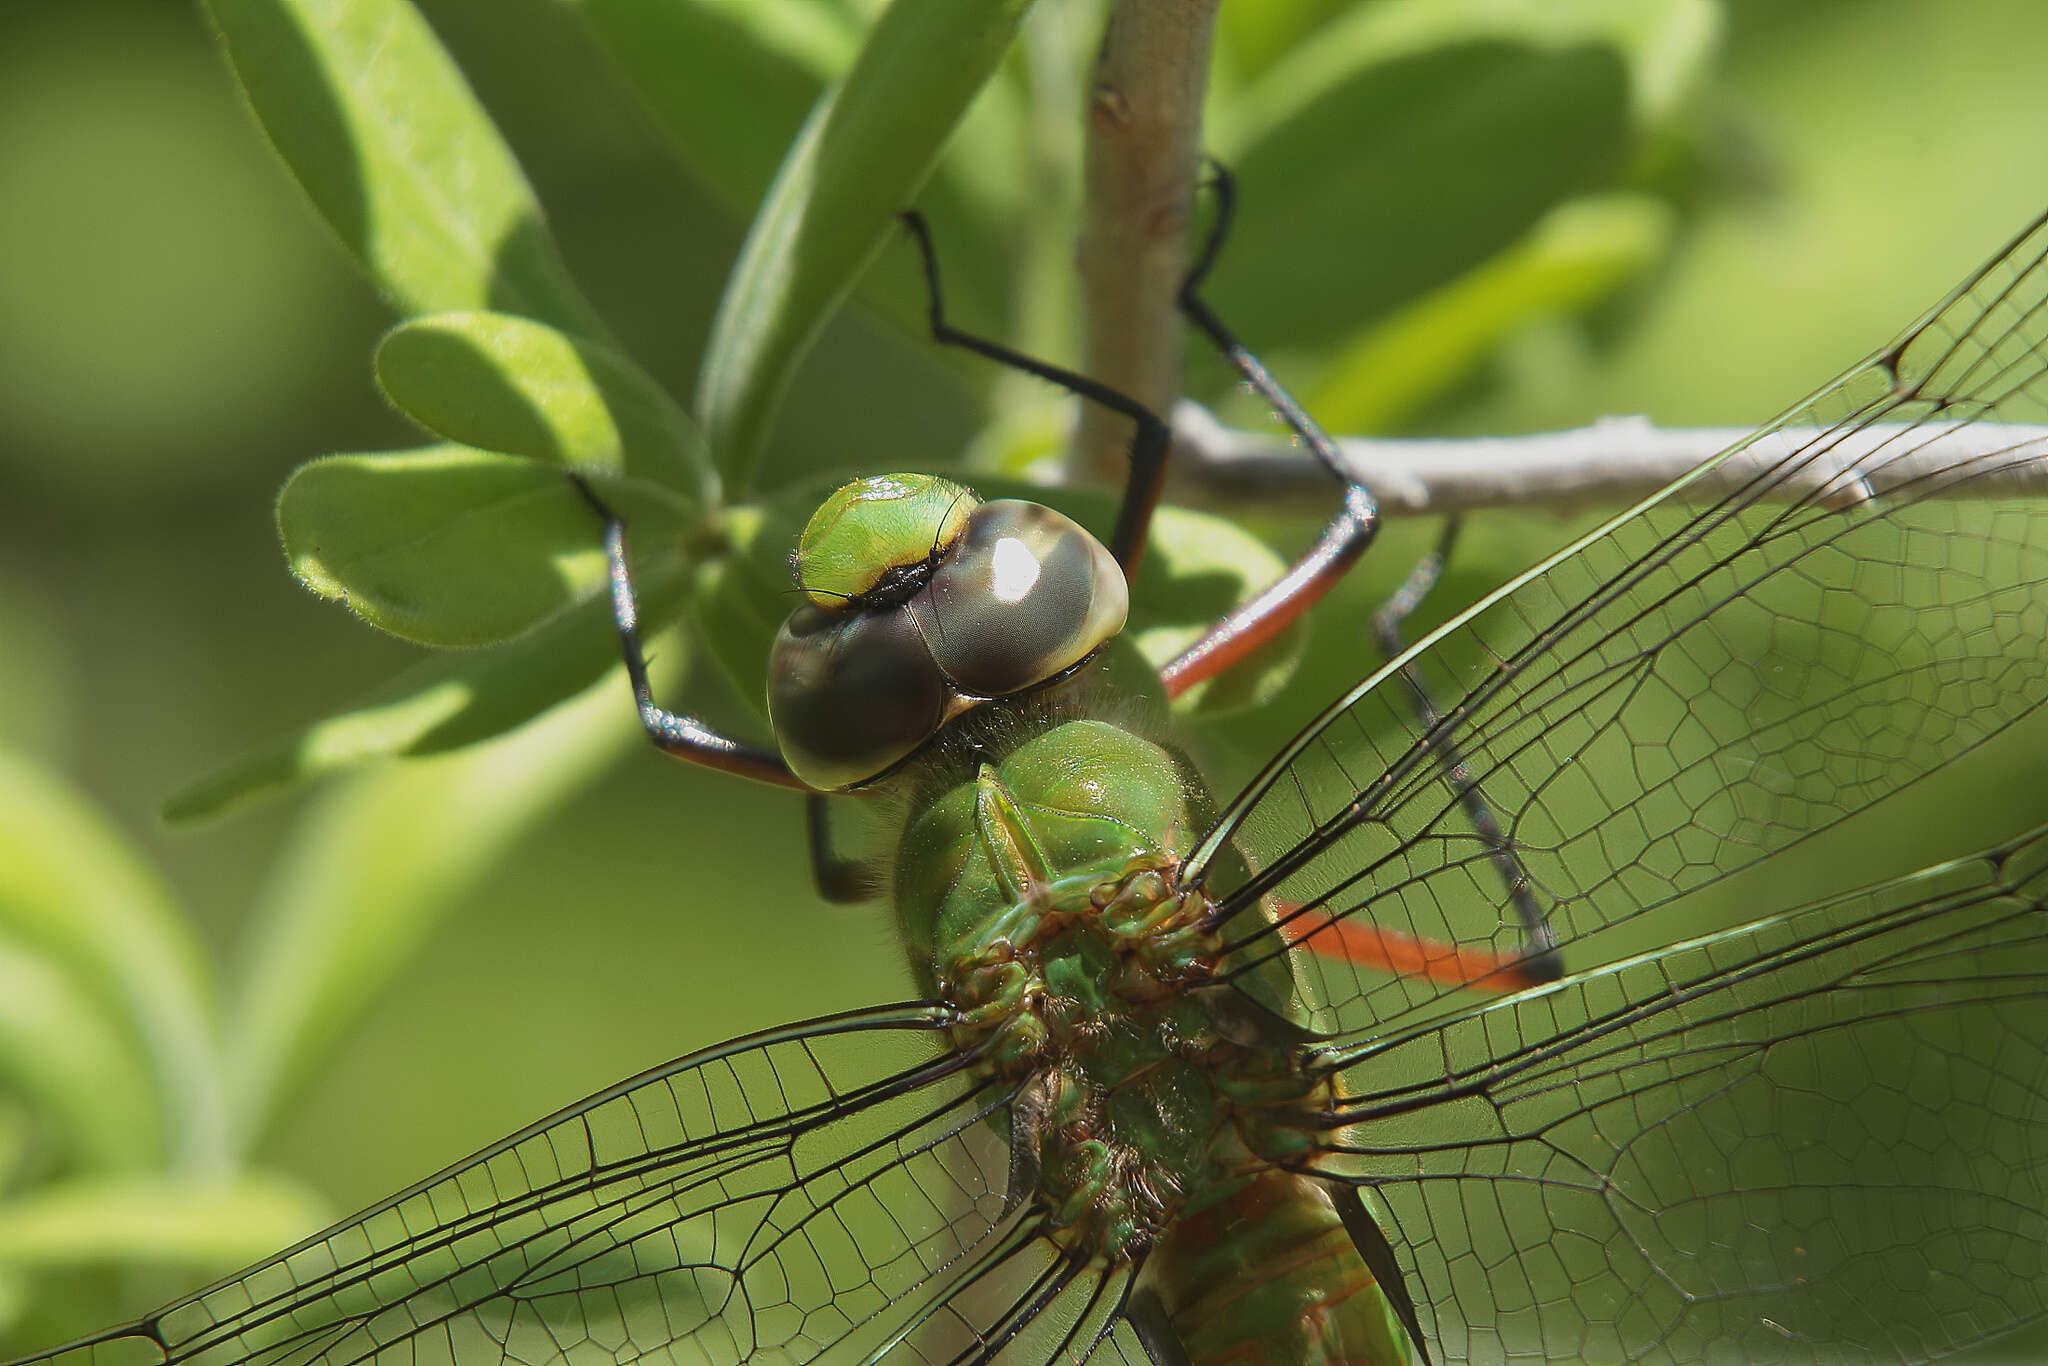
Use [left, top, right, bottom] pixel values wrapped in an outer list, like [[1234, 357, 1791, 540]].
[[375, 312, 713, 498], [276, 447, 688, 648], [694, 0, 1036, 488], [201, 0, 1714, 800], [202, 0, 604, 335], [162, 563, 686, 824], [220, 685, 642, 1145], [1310, 192, 1675, 432], [0, 1173, 325, 1268], [0, 944, 160, 1175], [0, 752, 222, 1172], [1208, 0, 1715, 346], [567, 0, 859, 222]]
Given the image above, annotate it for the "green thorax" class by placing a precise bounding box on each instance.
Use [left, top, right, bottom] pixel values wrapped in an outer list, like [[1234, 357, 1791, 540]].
[[887, 717, 1416, 1366]]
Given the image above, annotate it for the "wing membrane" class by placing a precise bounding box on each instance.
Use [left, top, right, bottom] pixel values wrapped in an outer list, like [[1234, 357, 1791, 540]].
[[1193, 208, 2048, 1041], [8, 1006, 1081, 1366], [1317, 822, 2048, 1363]]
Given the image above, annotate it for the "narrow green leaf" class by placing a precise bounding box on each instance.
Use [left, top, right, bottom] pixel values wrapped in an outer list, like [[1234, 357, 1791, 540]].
[[695, 0, 1034, 489], [1310, 193, 1675, 432], [0, 1172, 326, 1268], [571, 0, 1019, 336], [1209, 0, 1714, 348], [164, 563, 687, 824], [0, 943, 160, 1173], [202, 0, 604, 333], [0, 752, 223, 1172], [376, 312, 715, 501], [277, 447, 688, 647], [225, 672, 646, 1147]]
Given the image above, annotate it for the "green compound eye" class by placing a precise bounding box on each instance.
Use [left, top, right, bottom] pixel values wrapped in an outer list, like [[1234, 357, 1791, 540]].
[[768, 477, 1129, 791], [792, 473, 979, 610]]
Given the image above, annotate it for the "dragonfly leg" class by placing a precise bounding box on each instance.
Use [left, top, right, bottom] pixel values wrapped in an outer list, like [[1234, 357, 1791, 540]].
[[569, 475, 808, 790], [1293, 518, 1563, 988], [899, 212, 1173, 574], [806, 794, 878, 903], [1159, 163, 1381, 698]]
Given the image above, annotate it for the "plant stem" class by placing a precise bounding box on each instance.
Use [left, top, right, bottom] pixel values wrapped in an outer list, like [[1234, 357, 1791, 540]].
[[1072, 0, 1221, 486]]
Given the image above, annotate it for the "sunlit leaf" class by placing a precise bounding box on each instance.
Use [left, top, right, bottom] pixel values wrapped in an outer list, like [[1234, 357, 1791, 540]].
[[376, 312, 714, 499], [695, 0, 1033, 489], [276, 447, 688, 647], [202, 0, 604, 333]]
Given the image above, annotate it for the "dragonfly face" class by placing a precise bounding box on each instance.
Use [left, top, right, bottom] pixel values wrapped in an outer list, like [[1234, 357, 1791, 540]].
[[15, 212, 2048, 1366], [766, 473, 1128, 791]]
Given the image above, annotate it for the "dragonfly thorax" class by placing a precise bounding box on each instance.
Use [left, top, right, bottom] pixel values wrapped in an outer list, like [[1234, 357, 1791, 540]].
[[766, 474, 1128, 790], [899, 720, 1339, 1266]]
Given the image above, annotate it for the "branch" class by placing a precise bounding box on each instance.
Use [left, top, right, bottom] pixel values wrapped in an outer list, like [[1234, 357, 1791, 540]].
[[1166, 404, 2048, 514], [1071, 0, 1221, 485]]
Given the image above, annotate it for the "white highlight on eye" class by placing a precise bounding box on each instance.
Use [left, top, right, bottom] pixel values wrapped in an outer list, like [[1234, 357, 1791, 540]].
[[989, 536, 1041, 604]]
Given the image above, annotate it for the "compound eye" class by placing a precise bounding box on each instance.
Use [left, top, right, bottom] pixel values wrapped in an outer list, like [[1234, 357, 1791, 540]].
[[766, 603, 950, 792], [909, 500, 1128, 698]]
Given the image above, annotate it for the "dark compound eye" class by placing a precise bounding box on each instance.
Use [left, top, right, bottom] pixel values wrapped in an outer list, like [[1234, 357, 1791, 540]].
[[766, 603, 951, 794], [766, 480, 1129, 791], [909, 499, 1128, 699]]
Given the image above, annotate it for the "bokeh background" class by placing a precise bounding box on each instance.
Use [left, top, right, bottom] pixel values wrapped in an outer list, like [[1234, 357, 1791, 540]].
[[4, 0, 2048, 1356]]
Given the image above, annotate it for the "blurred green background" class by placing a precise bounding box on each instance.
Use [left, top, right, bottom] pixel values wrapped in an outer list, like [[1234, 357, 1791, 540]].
[[3, 0, 2048, 1356]]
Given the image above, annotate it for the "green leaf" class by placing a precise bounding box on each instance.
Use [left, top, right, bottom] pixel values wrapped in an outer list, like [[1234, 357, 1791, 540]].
[[0, 751, 223, 1172], [202, 0, 604, 333], [695, 0, 1033, 489], [0, 943, 160, 1174], [376, 312, 714, 500], [1208, 0, 1714, 348], [164, 563, 687, 824], [571, 0, 858, 221], [1126, 504, 1304, 719], [277, 447, 688, 647], [225, 672, 646, 1147], [0, 1172, 326, 1267], [572, 0, 1018, 340], [1310, 193, 1676, 432]]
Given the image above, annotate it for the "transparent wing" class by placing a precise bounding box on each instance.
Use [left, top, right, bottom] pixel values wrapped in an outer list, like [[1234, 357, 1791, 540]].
[[1317, 821, 2048, 1363], [5, 1005, 1132, 1366], [1190, 206, 2048, 1041]]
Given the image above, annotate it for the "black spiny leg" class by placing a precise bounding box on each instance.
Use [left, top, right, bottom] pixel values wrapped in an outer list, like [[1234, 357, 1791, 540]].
[[806, 795, 877, 904], [899, 212, 1173, 575], [1159, 162, 1381, 698], [1372, 517, 1561, 984], [570, 475, 807, 790]]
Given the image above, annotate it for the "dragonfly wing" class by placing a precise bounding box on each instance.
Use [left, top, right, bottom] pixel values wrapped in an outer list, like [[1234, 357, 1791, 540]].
[[1191, 207, 2048, 1041], [6, 1004, 1117, 1366], [1317, 823, 2048, 1362]]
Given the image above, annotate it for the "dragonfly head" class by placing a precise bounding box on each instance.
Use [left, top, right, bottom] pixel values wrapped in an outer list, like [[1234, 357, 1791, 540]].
[[768, 473, 1129, 791]]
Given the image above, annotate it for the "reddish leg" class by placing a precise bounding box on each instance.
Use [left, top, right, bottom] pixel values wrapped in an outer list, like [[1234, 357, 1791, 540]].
[[1161, 166, 1381, 697]]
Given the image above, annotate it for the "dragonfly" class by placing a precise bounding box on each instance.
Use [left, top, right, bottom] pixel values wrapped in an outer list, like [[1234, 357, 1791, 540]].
[[11, 174, 2048, 1366]]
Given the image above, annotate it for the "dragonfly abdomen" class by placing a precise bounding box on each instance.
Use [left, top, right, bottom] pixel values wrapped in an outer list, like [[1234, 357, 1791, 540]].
[[1145, 1170, 1418, 1366]]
